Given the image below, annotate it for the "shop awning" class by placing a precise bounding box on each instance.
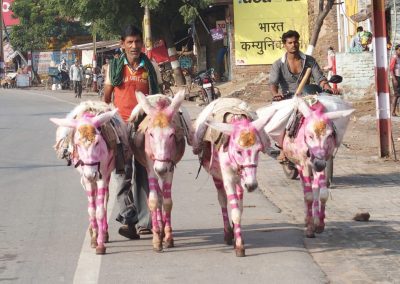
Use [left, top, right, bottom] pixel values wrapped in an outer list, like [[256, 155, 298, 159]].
[[68, 40, 119, 52], [350, 2, 391, 23]]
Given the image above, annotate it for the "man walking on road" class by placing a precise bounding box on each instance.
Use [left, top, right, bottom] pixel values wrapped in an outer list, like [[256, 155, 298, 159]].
[[389, 44, 400, 116], [103, 25, 160, 239], [69, 59, 83, 98]]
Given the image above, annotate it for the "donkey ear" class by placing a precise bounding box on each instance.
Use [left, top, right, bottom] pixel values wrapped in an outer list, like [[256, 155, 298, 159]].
[[297, 98, 312, 118], [136, 91, 154, 115], [92, 109, 118, 128], [49, 118, 77, 128], [324, 109, 355, 120], [206, 121, 234, 135], [251, 108, 277, 131], [167, 89, 185, 115]]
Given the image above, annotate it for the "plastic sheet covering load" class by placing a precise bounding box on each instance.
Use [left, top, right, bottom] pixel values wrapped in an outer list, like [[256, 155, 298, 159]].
[[256, 94, 353, 147]]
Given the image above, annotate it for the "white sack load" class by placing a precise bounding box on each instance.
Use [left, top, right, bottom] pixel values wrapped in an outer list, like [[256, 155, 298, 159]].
[[256, 94, 353, 147]]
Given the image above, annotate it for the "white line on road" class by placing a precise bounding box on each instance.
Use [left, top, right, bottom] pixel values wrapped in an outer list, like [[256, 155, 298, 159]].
[[25, 90, 78, 106], [73, 185, 116, 284]]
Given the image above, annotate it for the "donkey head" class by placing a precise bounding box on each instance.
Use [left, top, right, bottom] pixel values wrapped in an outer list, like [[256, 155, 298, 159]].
[[50, 109, 117, 181], [207, 109, 276, 192], [136, 90, 185, 177], [298, 99, 354, 172]]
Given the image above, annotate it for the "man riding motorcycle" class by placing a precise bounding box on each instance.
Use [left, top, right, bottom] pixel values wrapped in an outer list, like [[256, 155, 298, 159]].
[[268, 30, 339, 162]]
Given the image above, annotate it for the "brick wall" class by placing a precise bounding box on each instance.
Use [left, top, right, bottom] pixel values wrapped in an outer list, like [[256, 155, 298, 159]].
[[335, 52, 375, 98]]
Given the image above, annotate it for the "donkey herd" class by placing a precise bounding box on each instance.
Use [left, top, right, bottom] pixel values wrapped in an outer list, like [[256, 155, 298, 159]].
[[50, 89, 354, 257]]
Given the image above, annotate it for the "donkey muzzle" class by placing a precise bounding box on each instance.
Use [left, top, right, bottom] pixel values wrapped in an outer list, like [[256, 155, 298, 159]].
[[154, 160, 170, 177], [312, 158, 326, 172], [245, 181, 258, 192]]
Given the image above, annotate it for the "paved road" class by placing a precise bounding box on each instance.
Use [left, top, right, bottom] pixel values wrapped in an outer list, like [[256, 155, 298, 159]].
[[258, 136, 400, 283], [0, 89, 326, 283]]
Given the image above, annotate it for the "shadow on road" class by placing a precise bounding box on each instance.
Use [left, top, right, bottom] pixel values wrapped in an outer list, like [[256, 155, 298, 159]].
[[304, 220, 400, 257], [332, 173, 399, 188]]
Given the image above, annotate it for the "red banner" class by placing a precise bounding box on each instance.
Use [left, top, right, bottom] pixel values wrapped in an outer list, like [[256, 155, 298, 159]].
[[3, 0, 20, 26], [142, 39, 170, 64]]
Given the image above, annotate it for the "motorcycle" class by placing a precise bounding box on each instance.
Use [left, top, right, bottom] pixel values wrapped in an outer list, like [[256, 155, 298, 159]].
[[60, 70, 71, 90], [97, 74, 104, 99], [269, 75, 343, 188], [194, 68, 219, 105]]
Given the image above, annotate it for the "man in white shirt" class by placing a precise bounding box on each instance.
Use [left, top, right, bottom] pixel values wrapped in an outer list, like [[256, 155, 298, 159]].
[[69, 59, 83, 98]]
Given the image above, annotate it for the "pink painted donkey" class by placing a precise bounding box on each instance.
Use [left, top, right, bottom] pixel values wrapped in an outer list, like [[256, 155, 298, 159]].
[[51, 107, 119, 254], [282, 98, 354, 238], [193, 99, 276, 257], [129, 90, 190, 252]]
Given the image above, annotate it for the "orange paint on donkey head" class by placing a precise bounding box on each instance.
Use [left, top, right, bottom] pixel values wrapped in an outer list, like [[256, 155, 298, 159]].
[[152, 112, 170, 128], [313, 120, 327, 139], [238, 130, 256, 148], [78, 125, 96, 143]]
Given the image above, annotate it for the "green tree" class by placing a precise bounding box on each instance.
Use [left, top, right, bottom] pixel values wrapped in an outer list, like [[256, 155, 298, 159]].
[[56, 0, 212, 84], [10, 0, 89, 52]]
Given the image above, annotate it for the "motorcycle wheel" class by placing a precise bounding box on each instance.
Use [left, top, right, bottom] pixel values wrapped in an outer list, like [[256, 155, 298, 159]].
[[282, 162, 299, 180], [199, 89, 209, 105], [205, 88, 213, 103]]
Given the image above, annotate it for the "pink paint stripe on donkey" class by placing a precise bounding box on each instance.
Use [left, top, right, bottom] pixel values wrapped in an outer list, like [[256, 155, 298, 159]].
[[50, 101, 128, 255], [193, 98, 276, 257]]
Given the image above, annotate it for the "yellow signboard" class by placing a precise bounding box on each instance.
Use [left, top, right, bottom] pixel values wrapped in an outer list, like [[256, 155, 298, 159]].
[[233, 0, 309, 65]]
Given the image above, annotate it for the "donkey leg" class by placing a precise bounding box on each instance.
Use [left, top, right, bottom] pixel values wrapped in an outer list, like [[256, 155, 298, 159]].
[[315, 171, 328, 234], [299, 168, 315, 238], [234, 184, 245, 257], [162, 171, 174, 248], [148, 174, 163, 252], [103, 187, 109, 243], [225, 182, 245, 257], [95, 186, 107, 255], [212, 177, 233, 245], [83, 180, 98, 249], [311, 173, 321, 233]]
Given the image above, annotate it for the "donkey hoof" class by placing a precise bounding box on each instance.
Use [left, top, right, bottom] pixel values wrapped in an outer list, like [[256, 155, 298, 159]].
[[153, 244, 163, 253], [315, 225, 325, 234], [164, 239, 174, 248], [95, 245, 106, 255], [90, 238, 98, 248], [224, 230, 234, 245], [224, 237, 233, 246], [235, 248, 246, 257], [305, 230, 316, 238]]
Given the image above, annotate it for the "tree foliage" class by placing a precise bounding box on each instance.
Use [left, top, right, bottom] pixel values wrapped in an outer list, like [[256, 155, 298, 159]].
[[10, 0, 89, 52], [10, 0, 212, 51], [56, 0, 212, 39]]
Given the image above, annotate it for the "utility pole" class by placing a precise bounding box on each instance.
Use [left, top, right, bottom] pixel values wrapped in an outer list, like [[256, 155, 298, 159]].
[[372, 0, 391, 157], [92, 22, 97, 92], [143, 6, 152, 57], [0, 0, 4, 79]]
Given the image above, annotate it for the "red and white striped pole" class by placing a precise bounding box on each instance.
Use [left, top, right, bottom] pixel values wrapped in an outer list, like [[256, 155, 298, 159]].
[[372, 0, 391, 157]]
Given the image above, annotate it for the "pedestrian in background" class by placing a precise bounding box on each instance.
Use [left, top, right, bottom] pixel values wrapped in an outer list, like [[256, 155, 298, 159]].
[[350, 26, 373, 52], [389, 44, 400, 116], [69, 59, 83, 98], [323, 47, 337, 91]]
